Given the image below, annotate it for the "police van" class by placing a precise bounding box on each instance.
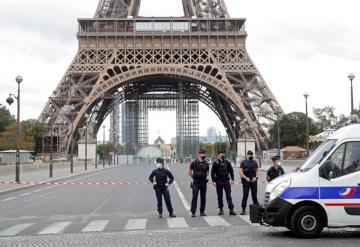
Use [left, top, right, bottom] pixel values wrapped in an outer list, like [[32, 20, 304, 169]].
[[250, 124, 360, 238]]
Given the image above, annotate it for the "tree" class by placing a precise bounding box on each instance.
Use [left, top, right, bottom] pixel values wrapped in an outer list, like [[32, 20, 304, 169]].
[[313, 106, 349, 131], [22, 120, 47, 154], [0, 122, 35, 151], [269, 112, 321, 148], [0, 106, 15, 133]]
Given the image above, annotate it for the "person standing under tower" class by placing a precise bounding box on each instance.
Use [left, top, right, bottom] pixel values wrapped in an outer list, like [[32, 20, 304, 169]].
[[211, 150, 237, 216], [239, 150, 259, 215]]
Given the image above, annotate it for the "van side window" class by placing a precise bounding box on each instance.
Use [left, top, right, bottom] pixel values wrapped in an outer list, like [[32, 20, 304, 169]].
[[342, 142, 360, 176], [326, 144, 345, 179]]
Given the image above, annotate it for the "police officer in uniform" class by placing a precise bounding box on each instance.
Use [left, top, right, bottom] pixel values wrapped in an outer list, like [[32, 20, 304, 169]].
[[239, 150, 259, 215], [188, 150, 209, 217], [266, 155, 285, 182], [211, 150, 236, 216], [149, 158, 176, 218]]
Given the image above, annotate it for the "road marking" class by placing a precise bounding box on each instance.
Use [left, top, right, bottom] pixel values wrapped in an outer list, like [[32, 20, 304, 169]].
[[124, 219, 147, 230], [82, 220, 109, 232], [0, 223, 34, 236], [203, 216, 231, 227], [167, 217, 189, 228], [2, 197, 16, 202], [39, 221, 72, 235], [238, 215, 258, 226], [20, 193, 31, 197], [165, 164, 191, 213]]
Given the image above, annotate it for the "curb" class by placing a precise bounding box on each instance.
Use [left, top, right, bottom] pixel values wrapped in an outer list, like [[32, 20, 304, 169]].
[[0, 165, 117, 196]]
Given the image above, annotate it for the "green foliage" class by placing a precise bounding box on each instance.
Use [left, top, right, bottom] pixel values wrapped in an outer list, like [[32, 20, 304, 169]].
[[0, 106, 15, 133], [200, 142, 232, 159], [269, 112, 321, 148], [313, 106, 349, 131], [22, 120, 47, 154], [0, 122, 35, 151], [97, 144, 110, 156]]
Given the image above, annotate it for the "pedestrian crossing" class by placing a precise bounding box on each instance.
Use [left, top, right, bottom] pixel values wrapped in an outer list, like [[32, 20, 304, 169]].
[[0, 215, 252, 237]]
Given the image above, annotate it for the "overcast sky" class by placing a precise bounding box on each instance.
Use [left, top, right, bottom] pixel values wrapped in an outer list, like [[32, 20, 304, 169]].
[[0, 0, 359, 143]]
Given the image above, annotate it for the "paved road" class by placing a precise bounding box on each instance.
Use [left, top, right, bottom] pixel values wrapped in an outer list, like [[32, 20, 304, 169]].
[[0, 163, 358, 246]]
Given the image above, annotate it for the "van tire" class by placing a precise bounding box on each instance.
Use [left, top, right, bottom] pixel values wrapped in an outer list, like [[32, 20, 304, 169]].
[[290, 206, 324, 238]]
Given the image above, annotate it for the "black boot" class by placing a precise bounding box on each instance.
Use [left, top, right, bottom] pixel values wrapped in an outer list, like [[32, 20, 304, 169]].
[[218, 208, 224, 216], [200, 212, 207, 216], [191, 212, 196, 217], [159, 213, 163, 218], [229, 209, 237, 216], [240, 208, 246, 215], [169, 213, 176, 218]]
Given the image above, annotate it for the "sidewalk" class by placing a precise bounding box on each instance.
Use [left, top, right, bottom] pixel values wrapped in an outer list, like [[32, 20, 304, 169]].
[[0, 163, 113, 195]]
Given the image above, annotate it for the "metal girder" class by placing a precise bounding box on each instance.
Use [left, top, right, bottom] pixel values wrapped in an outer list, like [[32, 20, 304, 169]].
[[95, 0, 229, 18]]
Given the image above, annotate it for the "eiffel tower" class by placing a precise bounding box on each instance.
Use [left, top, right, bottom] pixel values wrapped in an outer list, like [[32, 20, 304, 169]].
[[38, 0, 283, 159]]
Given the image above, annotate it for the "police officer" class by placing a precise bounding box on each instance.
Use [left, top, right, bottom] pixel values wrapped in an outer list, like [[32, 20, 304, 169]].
[[149, 158, 176, 218], [188, 150, 209, 217], [266, 155, 285, 182], [239, 150, 259, 215], [211, 150, 236, 216]]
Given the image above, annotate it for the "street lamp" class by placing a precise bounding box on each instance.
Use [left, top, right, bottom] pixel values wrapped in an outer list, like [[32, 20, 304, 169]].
[[348, 73, 355, 115], [275, 105, 281, 155], [304, 92, 310, 157], [69, 105, 75, 173], [6, 75, 23, 183], [243, 119, 247, 159], [103, 125, 106, 167], [84, 114, 89, 171]]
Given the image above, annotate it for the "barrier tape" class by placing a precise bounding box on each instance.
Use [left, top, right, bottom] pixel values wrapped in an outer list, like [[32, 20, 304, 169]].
[[0, 180, 267, 186]]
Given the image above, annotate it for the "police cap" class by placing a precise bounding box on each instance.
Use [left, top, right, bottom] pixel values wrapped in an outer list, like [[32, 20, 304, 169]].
[[198, 149, 206, 154], [247, 150, 254, 155], [218, 150, 226, 154], [271, 155, 280, 161], [156, 157, 164, 163]]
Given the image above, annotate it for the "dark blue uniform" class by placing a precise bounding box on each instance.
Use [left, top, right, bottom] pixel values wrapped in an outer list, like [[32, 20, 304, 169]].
[[149, 168, 174, 215], [240, 159, 259, 210], [190, 159, 209, 214], [211, 159, 235, 210], [266, 166, 285, 182]]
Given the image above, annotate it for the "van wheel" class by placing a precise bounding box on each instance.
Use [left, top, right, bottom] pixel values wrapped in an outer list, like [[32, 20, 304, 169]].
[[290, 206, 324, 238]]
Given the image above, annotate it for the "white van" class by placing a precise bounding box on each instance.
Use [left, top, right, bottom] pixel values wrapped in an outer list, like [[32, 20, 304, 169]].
[[250, 124, 360, 238]]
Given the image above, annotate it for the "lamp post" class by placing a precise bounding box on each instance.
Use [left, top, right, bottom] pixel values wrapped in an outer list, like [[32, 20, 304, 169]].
[[84, 114, 89, 171], [304, 92, 310, 157], [348, 73, 355, 115], [68, 106, 76, 173], [243, 119, 247, 159], [102, 125, 106, 167], [275, 105, 281, 155], [255, 113, 262, 168], [6, 75, 23, 183]]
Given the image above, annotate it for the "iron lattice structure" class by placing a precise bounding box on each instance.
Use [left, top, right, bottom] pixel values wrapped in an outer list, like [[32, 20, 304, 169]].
[[120, 91, 199, 159], [38, 0, 284, 158]]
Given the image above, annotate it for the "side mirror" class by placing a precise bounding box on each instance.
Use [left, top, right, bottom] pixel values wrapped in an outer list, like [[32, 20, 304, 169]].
[[320, 160, 336, 180]]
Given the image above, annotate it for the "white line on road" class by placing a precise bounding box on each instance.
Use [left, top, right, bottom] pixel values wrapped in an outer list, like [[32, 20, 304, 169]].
[[19, 193, 31, 197], [82, 220, 109, 232], [203, 216, 231, 227], [38, 221, 72, 235], [167, 217, 189, 228], [165, 164, 191, 213], [124, 219, 147, 230], [2, 197, 16, 202], [0, 223, 34, 236]]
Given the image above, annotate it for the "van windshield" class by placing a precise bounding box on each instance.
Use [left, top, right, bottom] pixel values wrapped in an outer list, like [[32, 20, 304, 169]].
[[299, 139, 337, 172]]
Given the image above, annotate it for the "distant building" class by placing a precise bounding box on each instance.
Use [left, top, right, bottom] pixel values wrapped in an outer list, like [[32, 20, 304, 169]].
[[207, 127, 217, 138]]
